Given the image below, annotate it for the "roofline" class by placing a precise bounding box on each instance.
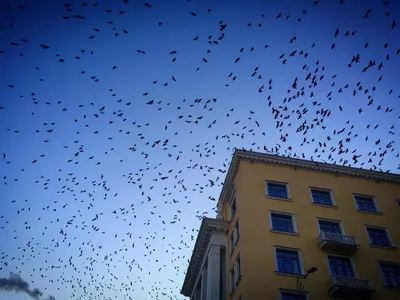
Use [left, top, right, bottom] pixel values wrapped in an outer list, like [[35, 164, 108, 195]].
[[181, 217, 229, 297], [217, 149, 400, 216]]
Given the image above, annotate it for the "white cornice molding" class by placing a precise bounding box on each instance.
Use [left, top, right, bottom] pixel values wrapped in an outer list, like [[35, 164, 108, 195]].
[[181, 217, 229, 297], [217, 149, 400, 215]]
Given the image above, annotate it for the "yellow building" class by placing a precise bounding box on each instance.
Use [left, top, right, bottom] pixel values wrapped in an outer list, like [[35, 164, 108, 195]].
[[181, 149, 400, 300]]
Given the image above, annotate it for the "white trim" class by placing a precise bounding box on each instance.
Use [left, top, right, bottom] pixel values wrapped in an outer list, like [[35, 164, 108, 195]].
[[279, 289, 310, 300], [274, 246, 305, 275], [364, 225, 394, 247], [326, 253, 358, 278], [316, 217, 344, 234], [309, 187, 335, 206], [353, 194, 380, 212], [269, 210, 297, 233], [266, 180, 291, 199]]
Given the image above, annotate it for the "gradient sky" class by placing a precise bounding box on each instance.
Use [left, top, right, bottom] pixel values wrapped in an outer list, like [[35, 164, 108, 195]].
[[1, 0, 399, 299]]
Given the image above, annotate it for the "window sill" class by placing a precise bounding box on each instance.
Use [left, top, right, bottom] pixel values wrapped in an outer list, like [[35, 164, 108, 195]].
[[266, 196, 292, 201], [275, 271, 303, 278], [370, 244, 397, 250], [235, 275, 243, 287], [312, 203, 338, 209], [356, 209, 382, 215], [270, 229, 299, 236]]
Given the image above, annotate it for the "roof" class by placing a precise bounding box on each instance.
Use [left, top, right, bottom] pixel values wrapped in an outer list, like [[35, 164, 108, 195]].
[[217, 149, 400, 216], [181, 217, 229, 297]]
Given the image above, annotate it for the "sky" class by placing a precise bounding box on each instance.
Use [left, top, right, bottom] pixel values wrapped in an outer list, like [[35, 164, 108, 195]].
[[0, 0, 399, 299]]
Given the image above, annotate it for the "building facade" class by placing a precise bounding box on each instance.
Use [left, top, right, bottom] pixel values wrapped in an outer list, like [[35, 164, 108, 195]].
[[181, 149, 400, 300]]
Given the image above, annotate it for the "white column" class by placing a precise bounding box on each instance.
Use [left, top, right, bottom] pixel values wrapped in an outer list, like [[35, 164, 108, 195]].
[[201, 260, 208, 300], [207, 245, 221, 300]]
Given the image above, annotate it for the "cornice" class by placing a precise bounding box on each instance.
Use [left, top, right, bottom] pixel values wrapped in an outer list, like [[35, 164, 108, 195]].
[[181, 217, 229, 297]]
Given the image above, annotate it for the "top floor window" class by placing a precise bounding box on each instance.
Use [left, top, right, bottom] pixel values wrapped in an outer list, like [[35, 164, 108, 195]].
[[354, 195, 379, 213], [267, 181, 289, 199], [311, 188, 333, 206], [230, 196, 237, 219]]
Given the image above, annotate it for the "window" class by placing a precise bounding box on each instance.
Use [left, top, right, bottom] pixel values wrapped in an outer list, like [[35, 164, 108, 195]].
[[380, 262, 400, 288], [271, 212, 296, 233], [230, 266, 235, 293], [235, 253, 242, 283], [328, 255, 355, 277], [311, 188, 333, 206], [238, 295, 243, 300], [276, 248, 302, 275], [234, 219, 240, 244], [396, 200, 400, 209], [230, 231, 235, 254], [267, 181, 289, 199], [280, 290, 308, 300], [318, 220, 342, 234], [366, 227, 392, 247], [230, 196, 237, 219], [354, 195, 378, 212]]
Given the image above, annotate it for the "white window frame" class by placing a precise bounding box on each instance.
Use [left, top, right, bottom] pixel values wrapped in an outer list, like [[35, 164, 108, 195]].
[[274, 246, 304, 275], [316, 217, 344, 234], [279, 289, 309, 300], [325, 254, 358, 278], [269, 210, 297, 234], [230, 265, 235, 293], [353, 194, 380, 213], [228, 185, 236, 220], [234, 219, 240, 245], [235, 253, 242, 283], [266, 180, 290, 199], [310, 187, 335, 206], [378, 261, 400, 288], [229, 195, 237, 220], [365, 225, 394, 247], [229, 231, 235, 254]]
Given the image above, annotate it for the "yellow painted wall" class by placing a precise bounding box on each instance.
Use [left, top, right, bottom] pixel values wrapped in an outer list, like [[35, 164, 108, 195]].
[[226, 159, 400, 300]]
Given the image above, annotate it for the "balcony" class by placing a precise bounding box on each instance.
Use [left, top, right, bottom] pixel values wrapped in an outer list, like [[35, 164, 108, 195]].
[[329, 276, 374, 298], [318, 232, 359, 254]]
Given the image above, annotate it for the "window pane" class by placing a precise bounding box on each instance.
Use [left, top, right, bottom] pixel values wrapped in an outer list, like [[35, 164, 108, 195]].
[[328, 256, 354, 277], [355, 196, 377, 212], [367, 228, 391, 247], [236, 256, 241, 278], [272, 214, 294, 233], [230, 233, 234, 253], [230, 197, 237, 218], [380, 264, 400, 287], [312, 189, 332, 205], [230, 268, 235, 292], [277, 249, 300, 274], [319, 221, 341, 234], [267, 183, 288, 198], [281, 292, 307, 300]]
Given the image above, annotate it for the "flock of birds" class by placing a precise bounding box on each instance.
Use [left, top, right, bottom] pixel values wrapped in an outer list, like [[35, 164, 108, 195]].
[[1, 0, 399, 299]]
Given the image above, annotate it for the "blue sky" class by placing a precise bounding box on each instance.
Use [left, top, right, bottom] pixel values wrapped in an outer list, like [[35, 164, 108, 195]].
[[1, 0, 399, 299]]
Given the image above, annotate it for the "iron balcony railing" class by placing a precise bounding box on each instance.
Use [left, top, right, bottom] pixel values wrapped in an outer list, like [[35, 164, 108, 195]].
[[318, 232, 358, 246], [330, 276, 373, 291]]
